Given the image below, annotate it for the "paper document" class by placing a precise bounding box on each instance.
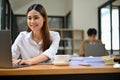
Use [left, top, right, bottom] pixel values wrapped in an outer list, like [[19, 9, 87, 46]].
[[70, 57, 105, 66]]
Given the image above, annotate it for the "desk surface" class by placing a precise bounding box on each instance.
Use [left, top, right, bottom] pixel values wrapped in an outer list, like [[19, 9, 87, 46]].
[[0, 64, 120, 76]]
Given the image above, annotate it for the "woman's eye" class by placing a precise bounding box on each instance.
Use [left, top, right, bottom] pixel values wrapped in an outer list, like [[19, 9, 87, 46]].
[[27, 16, 40, 20], [34, 17, 39, 19], [28, 17, 31, 20]]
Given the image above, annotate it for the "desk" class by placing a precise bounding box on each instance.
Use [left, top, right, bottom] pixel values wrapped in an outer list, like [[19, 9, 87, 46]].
[[0, 64, 120, 80], [0, 64, 120, 76]]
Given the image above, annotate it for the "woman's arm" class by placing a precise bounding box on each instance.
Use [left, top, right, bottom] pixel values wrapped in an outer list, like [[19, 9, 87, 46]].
[[12, 32, 23, 59], [42, 32, 60, 59], [12, 32, 25, 64], [19, 54, 48, 65], [20, 31, 60, 65]]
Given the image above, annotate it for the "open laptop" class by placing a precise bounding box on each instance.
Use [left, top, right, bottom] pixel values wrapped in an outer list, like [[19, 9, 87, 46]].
[[0, 30, 28, 68], [85, 44, 106, 57]]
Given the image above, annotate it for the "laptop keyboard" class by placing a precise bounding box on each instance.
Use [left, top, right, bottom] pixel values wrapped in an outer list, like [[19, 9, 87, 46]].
[[13, 64, 29, 68]]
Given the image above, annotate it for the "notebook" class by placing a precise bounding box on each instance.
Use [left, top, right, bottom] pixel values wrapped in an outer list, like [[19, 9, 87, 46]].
[[85, 44, 106, 57]]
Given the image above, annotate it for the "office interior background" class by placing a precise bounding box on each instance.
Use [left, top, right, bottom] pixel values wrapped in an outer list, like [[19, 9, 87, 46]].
[[0, 0, 120, 55]]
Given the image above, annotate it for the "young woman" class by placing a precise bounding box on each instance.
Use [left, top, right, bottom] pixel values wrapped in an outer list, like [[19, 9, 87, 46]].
[[12, 4, 60, 65]]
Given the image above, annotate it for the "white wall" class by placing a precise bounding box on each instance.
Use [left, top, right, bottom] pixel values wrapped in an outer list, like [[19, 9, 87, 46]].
[[11, 0, 68, 16], [72, 0, 108, 39], [66, 0, 73, 13]]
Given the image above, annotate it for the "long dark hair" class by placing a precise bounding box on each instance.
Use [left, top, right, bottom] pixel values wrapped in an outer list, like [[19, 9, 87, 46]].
[[26, 4, 51, 51]]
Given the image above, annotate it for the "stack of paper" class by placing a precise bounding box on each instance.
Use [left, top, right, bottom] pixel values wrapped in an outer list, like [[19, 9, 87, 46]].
[[70, 57, 105, 66]]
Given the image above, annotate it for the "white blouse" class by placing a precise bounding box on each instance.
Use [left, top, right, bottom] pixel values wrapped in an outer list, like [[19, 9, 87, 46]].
[[12, 31, 60, 60]]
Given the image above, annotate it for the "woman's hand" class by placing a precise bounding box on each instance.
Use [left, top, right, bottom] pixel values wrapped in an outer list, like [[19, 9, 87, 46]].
[[19, 54, 49, 65], [13, 54, 49, 65], [19, 59, 32, 65], [12, 59, 32, 65], [12, 59, 21, 64]]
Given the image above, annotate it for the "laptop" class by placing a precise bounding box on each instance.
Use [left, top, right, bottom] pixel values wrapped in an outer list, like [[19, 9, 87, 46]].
[[85, 44, 106, 57], [0, 30, 28, 68]]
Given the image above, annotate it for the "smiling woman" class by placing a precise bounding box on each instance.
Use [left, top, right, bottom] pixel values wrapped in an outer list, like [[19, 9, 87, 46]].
[[12, 4, 60, 65], [26, 4, 52, 51]]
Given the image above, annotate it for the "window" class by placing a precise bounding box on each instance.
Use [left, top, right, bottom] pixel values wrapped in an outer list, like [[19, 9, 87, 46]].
[[15, 15, 65, 32], [98, 0, 120, 54], [100, 5, 111, 50], [112, 8, 119, 50], [100, 7, 119, 50], [48, 16, 64, 28]]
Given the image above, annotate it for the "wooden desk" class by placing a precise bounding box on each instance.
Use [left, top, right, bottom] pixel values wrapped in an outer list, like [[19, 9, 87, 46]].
[[0, 64, 120, 80], [0, 64, 120, 76]]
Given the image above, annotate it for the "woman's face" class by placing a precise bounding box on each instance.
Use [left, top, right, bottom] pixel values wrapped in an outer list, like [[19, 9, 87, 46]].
[[27, 10, 44, 32]]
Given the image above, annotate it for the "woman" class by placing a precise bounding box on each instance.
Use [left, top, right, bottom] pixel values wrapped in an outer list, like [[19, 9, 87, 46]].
[[79, 28, 108, 56], [12, 4, 60, 65]]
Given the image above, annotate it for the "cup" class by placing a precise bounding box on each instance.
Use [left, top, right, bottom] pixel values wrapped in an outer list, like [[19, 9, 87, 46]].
[[53, 55, 70, 62]]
